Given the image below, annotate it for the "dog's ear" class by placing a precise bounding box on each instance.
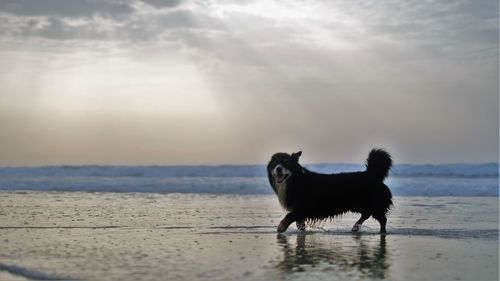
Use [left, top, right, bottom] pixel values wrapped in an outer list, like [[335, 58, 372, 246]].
[[291, 151, 302, 161]]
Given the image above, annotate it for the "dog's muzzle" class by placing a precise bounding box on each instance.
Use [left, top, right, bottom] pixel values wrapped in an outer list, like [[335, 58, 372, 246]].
[[273, 165, 290, 184]]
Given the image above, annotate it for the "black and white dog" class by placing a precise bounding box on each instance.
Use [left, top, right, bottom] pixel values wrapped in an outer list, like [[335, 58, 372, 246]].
[[267, 149, 393, 233]]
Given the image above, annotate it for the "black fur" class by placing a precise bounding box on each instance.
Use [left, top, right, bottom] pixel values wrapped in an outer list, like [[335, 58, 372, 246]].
[[267, 149, 393, 233]]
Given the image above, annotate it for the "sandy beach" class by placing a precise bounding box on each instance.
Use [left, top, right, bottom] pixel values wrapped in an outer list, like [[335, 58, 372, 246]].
[[0, 191, 498, 281]]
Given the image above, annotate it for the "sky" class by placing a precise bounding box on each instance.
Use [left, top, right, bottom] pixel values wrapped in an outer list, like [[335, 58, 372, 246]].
[[0, 0, 498, 166]]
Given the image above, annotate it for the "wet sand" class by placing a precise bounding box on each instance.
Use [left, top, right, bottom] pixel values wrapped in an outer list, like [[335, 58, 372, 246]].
[[0, 191, 498, 281]]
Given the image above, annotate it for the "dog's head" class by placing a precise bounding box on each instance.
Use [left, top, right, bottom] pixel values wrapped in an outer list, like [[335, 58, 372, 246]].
[[267, 151, 302, 189]]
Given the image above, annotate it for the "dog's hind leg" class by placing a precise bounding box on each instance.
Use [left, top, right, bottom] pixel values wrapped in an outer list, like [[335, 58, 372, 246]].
[[296, 219, 306, 231], [351, 213, 370, 232], [373, 212, 387, 234]]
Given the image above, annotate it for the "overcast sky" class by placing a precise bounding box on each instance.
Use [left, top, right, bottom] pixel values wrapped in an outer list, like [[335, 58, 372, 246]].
[[0, 0, 498, 165]]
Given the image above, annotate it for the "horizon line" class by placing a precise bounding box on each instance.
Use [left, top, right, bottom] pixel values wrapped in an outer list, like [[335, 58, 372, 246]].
[[0, 162, 498, 169]]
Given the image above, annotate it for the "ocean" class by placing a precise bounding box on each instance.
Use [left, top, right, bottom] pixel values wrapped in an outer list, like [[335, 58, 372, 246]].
[[0, 163, 498, 280], [0, 163, 498, 196]]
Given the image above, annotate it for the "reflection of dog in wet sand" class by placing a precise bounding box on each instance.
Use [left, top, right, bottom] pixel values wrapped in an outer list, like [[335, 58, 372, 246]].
[[275, 234, 389, 279], [267, 149, 393, 233]]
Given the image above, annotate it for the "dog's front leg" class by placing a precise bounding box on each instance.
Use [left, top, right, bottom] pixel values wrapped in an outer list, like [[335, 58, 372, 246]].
[[277, 212, 299, 233]]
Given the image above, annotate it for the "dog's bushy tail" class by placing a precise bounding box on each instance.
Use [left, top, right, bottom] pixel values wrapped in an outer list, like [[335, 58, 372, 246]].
[[366, 148, 392, 182]]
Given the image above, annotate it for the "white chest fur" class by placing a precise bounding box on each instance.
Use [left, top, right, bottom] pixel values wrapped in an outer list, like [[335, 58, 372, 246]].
[[276, 182, 290, 211]]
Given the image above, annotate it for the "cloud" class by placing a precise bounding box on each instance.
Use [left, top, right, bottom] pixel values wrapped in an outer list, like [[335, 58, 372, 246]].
[[0, 0, 135, 18], [16, 17, 115, 40], [140, 0, 183, 9], [0, 0, 187, 42], [2, 0, 495, 62]]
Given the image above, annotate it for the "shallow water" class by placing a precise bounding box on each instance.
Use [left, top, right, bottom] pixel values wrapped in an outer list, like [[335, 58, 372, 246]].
[[0, 192, 498, 280]]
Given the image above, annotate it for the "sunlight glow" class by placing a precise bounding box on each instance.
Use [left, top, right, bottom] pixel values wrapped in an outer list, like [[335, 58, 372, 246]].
[[15, 52, 219, 117]]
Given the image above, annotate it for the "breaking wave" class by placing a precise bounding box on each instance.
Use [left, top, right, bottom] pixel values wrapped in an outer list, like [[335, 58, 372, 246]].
[[0, 163, 497, 196]]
